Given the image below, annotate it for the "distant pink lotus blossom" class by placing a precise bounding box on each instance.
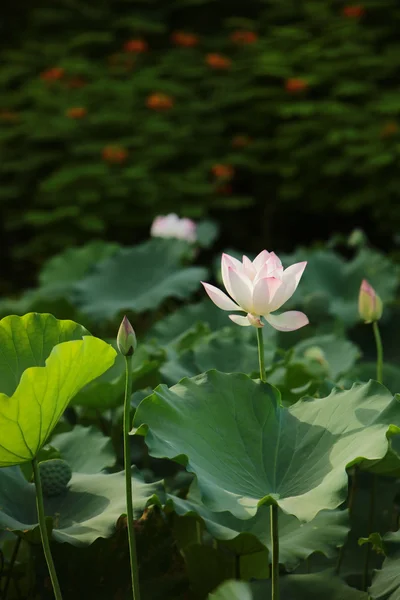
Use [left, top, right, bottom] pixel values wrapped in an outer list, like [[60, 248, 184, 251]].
[[202, 251, 309, 331], [150, 214, 196, 242], [358, 279, 383, 323]]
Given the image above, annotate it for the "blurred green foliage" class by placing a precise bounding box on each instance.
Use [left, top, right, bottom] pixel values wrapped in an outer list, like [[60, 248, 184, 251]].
[[1, 0, 400, 279]]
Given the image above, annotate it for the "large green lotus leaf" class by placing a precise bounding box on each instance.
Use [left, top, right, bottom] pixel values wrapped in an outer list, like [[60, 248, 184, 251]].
[[351, 363, 400, 395], [50, 425, 116, 473], [292, 334, 360, 379], [0, 316, 116, 466], [196, 220, 219, 249], [147, 301, 231, 346], [0, 465, 162, 546], [161, 350, 199, 386], [208, 580, 252, 600], [133, 371, 398, 521], [267, 359, 329, 406], [193, 329, 276, 375], [38, 241, 120, 289], [157, 325, 276, 386], [0, 313, 89, 396], [73, 239, 208, 320], [168, 487, 349, 570], [251, 571, 368, 600], [147, 300, 277, 347], [369, 552, 400, 600], [0, 292, 76, 321], [0, 244, 120, 320], [161, 327, 276, 387]]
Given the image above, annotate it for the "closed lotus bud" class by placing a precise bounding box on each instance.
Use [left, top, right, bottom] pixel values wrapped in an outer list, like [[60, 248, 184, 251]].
[[358, 279, 383, 323], [304, 346, 328, 367], [117, 316, 137, 356]]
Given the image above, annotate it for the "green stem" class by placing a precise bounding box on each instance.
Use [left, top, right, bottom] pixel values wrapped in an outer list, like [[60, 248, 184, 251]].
[[257, 327, 267, 383], [270, 504, 280, 600], [336, 467, 358, 575], [123, 356, 141, 600], [257, 329, 278, 597], [372, 321, 383, 384], [3, 535, 21, 599], [363, 474, 376, 591], [31, 458, 63, 600]]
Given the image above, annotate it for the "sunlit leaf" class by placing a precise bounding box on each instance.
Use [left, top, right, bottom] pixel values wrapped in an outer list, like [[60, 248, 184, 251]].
[[0, 313, 116, 466]]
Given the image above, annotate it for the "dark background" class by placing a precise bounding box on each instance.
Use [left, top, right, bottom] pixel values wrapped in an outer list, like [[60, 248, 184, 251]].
[[1, 0, 399, 292]]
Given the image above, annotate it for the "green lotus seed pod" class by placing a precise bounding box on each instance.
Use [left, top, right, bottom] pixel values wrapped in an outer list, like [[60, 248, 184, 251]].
[[39, 459, 72, 497]]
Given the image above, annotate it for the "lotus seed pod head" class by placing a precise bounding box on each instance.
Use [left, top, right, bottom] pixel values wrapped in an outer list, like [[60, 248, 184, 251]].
[[39, 459, 72, 497], [117, 316, 137, 356], [358, 279, 383, 324]]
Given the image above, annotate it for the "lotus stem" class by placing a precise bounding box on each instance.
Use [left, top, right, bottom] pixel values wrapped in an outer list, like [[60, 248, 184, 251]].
[[31, 457, 63, 600], [257, 327, 267, 383], [363, 473, 376, 590], [257, 327, 279, 598], [123, 355, 141, 600], [3, 536, 21, 599], [361, 321, 382, 589], [336, 466, 358, 575], [372, 321, 383, 384], [270, 504, 280, 600]]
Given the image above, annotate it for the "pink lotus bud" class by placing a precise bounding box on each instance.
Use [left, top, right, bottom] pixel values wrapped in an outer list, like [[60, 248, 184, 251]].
[[358, 279, 383, 323], [117, 316, 137, 356]]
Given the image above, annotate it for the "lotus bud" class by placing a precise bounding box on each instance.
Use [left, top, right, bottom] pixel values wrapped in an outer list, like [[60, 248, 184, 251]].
[[348, 228, 367, 248], [304, 346, 328, 367], [117, 316, 137, 356], [358, 280, 383, 324]]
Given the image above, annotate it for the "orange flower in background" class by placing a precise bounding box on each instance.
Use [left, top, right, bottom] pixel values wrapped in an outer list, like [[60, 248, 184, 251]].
[[381, 121, 398, 138], [230, 31, 258, 45], [342, 5, 365, 18], [0, 110, 19, 122], [102, 145, 128, 164], [40, 67, 65, 82], [232, 134, 252, 148], [212, 164, 234, 179], [146, 93, 174, 111], [123, 39, 148, 53], [206, 53, 232, 70], [285, 78, 308, 93], [66, 107, 87, 119], [171, 31, 199, 47]]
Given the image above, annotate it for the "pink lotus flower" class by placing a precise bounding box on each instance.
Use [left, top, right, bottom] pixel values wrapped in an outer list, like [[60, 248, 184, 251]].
[[358, 279, 383, 323], [150, 214, 196, 243], [202, 251, 309, 331]]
